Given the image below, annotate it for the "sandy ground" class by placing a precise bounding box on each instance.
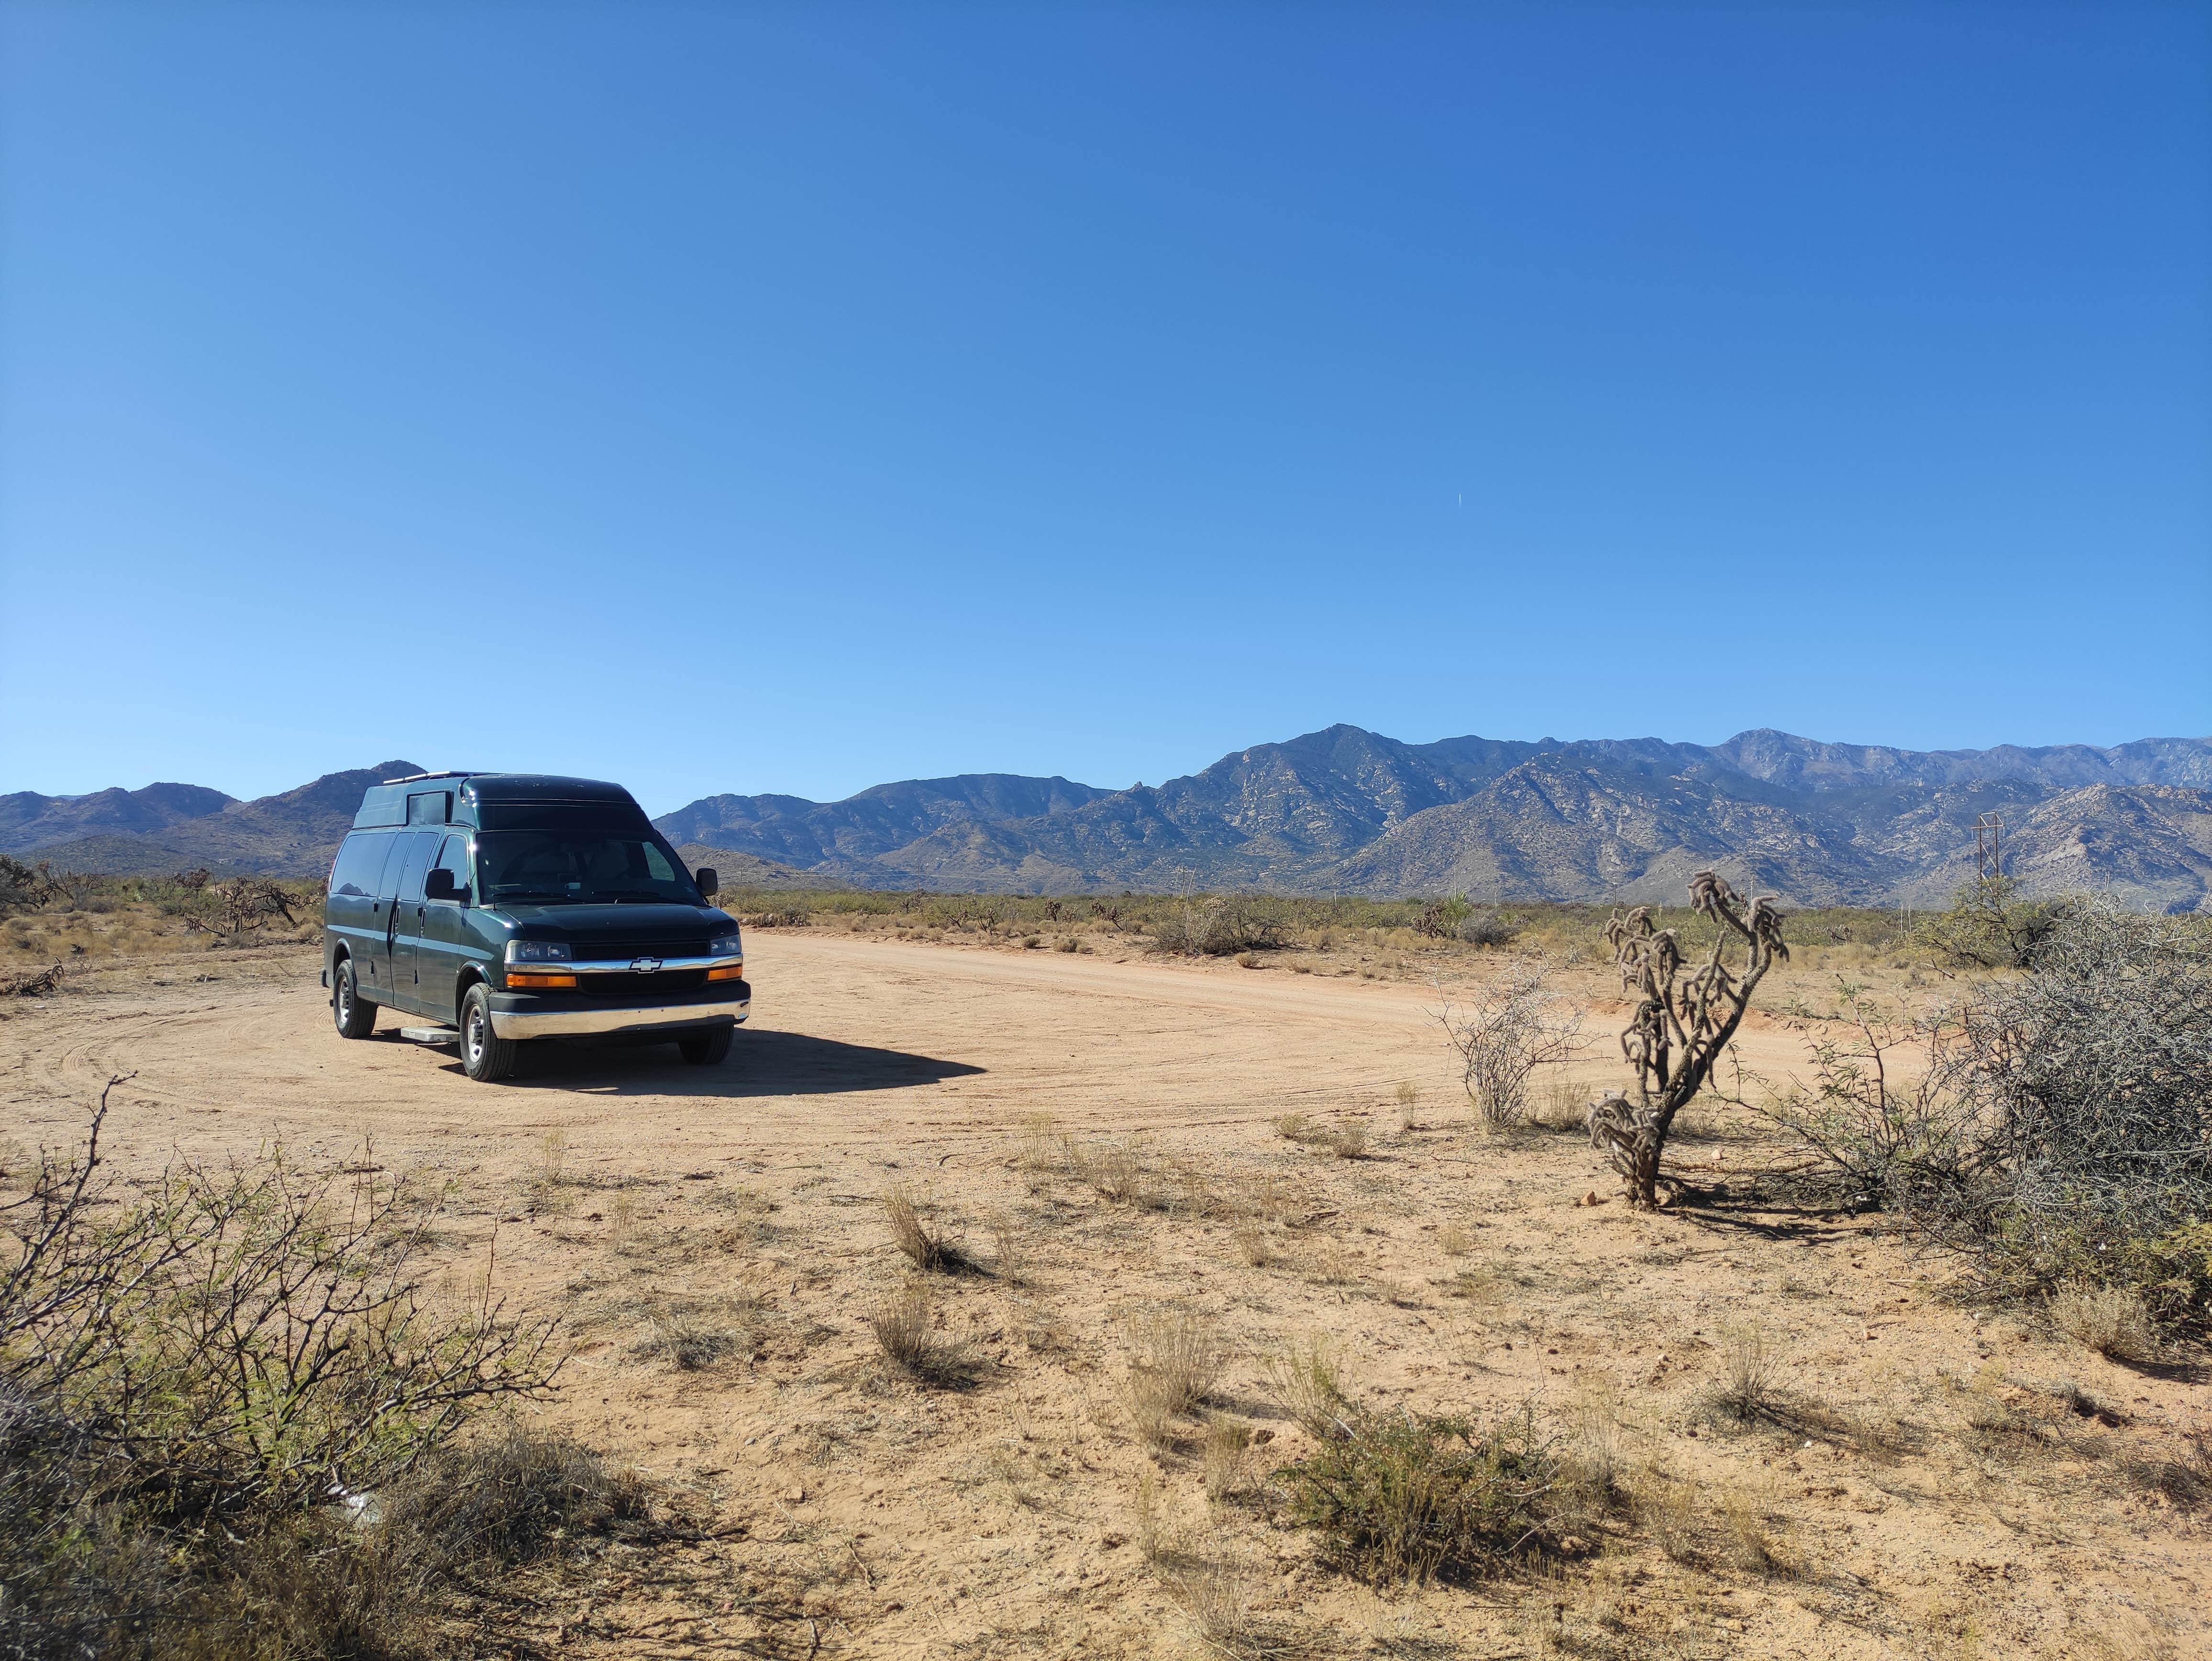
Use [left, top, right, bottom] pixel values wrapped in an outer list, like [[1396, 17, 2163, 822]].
[[2, 929, 2206, 1659]]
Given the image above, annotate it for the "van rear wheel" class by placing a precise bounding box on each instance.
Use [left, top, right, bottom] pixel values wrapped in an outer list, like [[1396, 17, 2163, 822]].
[[333, 956, 376, 1039], [678, 1026, 732, 1066], [461, 984, 520, 1082]]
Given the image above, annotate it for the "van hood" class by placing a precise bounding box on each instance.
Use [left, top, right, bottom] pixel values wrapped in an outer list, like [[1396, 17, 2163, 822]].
[[496, 903, 732, 942]]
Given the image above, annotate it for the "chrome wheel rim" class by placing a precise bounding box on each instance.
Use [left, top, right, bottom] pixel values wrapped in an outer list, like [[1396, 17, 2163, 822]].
[[335, 969, 352, 1024], [465, 1005, 485, 1067]]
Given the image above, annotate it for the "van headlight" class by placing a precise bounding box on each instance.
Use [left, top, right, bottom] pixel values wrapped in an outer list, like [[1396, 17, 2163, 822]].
[[709, 932, 741, 958], [507, 940, 573, 963]]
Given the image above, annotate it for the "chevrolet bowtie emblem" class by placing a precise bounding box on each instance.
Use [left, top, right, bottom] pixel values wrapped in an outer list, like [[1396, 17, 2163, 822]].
[[630, 956, 662, 973]]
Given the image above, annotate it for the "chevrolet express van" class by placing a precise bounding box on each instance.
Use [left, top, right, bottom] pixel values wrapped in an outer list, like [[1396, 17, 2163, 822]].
[[322, 771, 747, 1081]]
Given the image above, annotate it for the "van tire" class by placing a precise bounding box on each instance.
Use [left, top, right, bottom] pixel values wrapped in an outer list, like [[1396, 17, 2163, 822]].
[[333, 956, 377, 1039], [461, 984, 520, 1082], [678, 1026, 732, 1066]]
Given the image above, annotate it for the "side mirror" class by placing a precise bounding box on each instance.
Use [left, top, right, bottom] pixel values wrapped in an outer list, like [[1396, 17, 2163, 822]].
[[425, 869, 463, 903], [694, 867, 719, 897]]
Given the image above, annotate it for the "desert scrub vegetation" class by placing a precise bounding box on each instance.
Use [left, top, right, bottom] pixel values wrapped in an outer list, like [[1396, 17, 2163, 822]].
[[1273, 1402, 1565, 1583], [0, 863, 326, 967], [1761, 899, 2212, 1338], [1435, 965, 1585, 1128], [710, 881, 1918, 963], [0, 1083, 621, 1659]]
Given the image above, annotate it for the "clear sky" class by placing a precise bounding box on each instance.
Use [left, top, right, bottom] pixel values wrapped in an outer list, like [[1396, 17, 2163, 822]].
[[3, 3, 2207, 814]]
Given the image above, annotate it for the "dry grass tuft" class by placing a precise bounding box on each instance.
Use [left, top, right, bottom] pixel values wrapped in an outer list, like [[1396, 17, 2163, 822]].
[[1126, 1309, 1227, 1445], [1718, 1483, 1801, 1577], [525, 1129, 573, 1215], [1439, 1223, 1473, 1257], [2049, 1282, 2159, 1362], [1014, 1111, 1061, 1174], [1203, 1415, 1256, 1503], [631, 1307, 744, 1370], [1327, 1120, 1371, 1160], [1086, 1134, 1154, 1207], [867, 1280, 972, 1386], [1712, 1324, 1782, 1424], [1268, 1337, 1351, 1438], [1232, 1223, 1277, 1268], [607, 1188, 641, 1243], [883, 1182, 973, 1273], [988, 1209, 1027, 1285]]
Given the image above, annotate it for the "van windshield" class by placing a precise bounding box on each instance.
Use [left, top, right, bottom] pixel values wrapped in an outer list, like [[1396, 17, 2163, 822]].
[[477, 832, 700, 906]]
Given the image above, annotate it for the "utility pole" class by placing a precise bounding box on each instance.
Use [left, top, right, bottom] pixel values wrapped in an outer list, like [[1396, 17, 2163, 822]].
[[1975, 812, 2003, 883]]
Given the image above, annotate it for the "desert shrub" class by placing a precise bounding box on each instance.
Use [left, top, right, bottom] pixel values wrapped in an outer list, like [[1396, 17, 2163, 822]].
[[1274, 1404, 1561, 1583], [1436, 967, 1584, 1128], [1918, 875, 2073, 970], [1413, 896, 1472, 940], [1454, 911, 1522, 948], [0, 1085, 568, 1659], [1767, 902, 2212, 1332], [377, 1426, 646, 1575], [0, 855, 66, 916], [2048, 1283, 2160, 1362], [1148, 896, 1286, 958], [174, 877, 300, 940]]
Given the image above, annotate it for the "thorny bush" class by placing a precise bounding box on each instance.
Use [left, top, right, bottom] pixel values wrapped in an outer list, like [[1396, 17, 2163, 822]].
[[1434, 967, 1583, 1128], [0, 1082, 570, 1658], [1761, 900, 2212, 1332]]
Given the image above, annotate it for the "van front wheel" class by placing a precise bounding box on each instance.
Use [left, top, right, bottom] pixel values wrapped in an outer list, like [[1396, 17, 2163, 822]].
[[461, 985, 520, 1082], [678, 1026, 732, 1066]]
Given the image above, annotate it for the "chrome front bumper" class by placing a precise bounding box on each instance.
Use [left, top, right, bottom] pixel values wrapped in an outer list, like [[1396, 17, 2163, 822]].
[[488, 995, 750, 1040]]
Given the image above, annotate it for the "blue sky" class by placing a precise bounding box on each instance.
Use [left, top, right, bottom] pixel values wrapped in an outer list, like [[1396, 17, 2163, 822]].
[[3, 3, 2207, 814]]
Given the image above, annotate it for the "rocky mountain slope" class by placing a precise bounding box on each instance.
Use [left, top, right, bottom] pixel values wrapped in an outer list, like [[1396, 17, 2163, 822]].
[[656, 727, 2212, 910], [9, 730, 2210, 908], [1, 763, 424, 877]]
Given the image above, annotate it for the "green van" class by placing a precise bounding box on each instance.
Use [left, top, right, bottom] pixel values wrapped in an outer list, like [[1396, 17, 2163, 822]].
[[321, 771, 747, 1081]]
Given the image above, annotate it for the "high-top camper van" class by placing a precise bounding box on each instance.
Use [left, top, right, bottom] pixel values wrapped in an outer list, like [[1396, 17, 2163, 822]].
[[322, 771, 747, 1081]]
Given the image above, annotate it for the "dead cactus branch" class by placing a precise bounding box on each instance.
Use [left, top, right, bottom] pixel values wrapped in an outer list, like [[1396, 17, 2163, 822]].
[[1588, 873, 1787, 1207], [182, 877, 300, 938]]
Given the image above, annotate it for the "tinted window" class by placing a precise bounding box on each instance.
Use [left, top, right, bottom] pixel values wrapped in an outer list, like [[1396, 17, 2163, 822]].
[[431, 835, 472, 899], [330, 833, 391, 898], [477, 832, 701, 905], [407, 791, 451, 825], [393, 831, 439, 904]]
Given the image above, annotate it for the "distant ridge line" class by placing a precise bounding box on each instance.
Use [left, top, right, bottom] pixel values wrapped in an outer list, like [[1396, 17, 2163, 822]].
[[7, 730, 2210, 911]]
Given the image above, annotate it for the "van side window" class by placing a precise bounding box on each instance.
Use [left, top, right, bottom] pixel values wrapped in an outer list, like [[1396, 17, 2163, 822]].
[[330, 834, 389, 898], [393, 831, 439, 904], [431, 835, 472, 899]]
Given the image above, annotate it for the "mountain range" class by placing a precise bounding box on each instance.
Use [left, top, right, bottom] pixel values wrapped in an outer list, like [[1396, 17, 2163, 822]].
[[7, 729, 2211, 911]]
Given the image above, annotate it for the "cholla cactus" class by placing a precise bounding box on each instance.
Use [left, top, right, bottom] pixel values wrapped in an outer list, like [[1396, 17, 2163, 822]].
[[1589, 872, 1788, 1207]]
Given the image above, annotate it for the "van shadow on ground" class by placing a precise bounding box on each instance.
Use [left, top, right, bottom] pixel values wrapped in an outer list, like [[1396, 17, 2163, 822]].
[[431, 1027, 985, 1097]]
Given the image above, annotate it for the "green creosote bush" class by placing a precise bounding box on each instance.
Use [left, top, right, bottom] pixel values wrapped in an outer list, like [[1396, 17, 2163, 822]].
[[0, 1083, 591, 1660]]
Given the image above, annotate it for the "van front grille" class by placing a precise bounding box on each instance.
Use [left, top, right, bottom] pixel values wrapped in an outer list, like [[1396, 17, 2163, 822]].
[[575, 969, 709, 997]]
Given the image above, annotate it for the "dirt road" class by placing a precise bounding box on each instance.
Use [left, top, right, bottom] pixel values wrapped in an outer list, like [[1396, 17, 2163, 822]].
[[4, 930, 1505, 1177]]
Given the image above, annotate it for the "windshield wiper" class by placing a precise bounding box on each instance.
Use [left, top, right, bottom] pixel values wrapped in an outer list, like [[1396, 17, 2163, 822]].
[[593, 890, 684, 902], [491, 889, 573, 901]]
